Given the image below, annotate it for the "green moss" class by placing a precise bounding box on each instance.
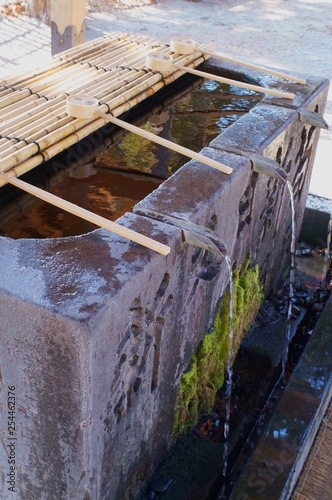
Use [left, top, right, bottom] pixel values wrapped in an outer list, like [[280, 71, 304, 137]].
[[172, 260, 264, 439]]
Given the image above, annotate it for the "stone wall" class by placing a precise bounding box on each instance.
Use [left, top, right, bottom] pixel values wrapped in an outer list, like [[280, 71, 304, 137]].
[[0, 60, 329, 499]]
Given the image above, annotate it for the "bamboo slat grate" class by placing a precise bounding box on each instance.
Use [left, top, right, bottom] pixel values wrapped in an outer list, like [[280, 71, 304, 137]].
[[0, 31, 214, 188], [291, 398, 332, 500]]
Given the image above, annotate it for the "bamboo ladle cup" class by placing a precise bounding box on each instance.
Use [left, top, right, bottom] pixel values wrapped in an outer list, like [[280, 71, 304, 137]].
[[0, 171, 170, 256], [66, 95, 233, 175], [146, 52, 295, 100], [170, 37, 306, 85]]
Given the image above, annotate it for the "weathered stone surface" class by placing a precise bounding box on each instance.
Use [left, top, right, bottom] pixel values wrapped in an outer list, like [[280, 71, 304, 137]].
[[0, 290, 91, 498], [0, 60, 329, 499]]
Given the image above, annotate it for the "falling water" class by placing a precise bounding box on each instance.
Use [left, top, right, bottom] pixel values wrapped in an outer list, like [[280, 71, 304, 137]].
[[322, 204, 332, 282], [325, 207, 332, 262], [282, 181, 296, 383], [218, 255, 234, 499]]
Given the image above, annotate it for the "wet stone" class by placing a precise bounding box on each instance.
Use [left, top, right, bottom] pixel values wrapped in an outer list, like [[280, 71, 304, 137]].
[[241, 311, 305, 367], [0, 54, 329, 500]]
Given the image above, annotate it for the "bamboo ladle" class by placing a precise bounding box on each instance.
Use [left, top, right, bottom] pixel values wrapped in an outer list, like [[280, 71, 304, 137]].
[[0, 171, 170, 256], [66, 95, 233, 175], [170, 37, 306, 85], [146, 52, 295, 100]]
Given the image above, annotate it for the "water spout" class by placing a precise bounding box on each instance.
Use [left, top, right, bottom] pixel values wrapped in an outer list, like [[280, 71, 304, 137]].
[[217, 146, 288, 183], [182, 229, 228, 257], [298, 109, 329, 130], [135, 206, 228, 257], [251, 153, 288, 183]]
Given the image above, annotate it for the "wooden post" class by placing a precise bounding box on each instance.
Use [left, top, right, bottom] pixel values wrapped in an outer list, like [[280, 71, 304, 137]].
[[26, 1, 51, 23], [51, 0, 86, 55]]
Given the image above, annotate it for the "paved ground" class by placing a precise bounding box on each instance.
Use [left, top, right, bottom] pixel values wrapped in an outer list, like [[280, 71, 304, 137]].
[[0, 0, 331, 199], [292, 398, 332, 500]]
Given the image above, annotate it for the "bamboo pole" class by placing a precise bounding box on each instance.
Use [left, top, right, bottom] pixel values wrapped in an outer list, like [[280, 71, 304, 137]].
[[0, 59, 68, 88], [77, 44, 151, 72], [201, 48, 306, 85], [0, 58, 166, 135], [0, 37, 167, 117], [0, 34, 142, 97], [0, 68, 160, 155], [174, 63, 295, 99], [82, 69, 141, 99], [0, 107, 64, 145], [56, 35, 154, 74], [2, 61, 148, 136], [0, 45, 152, 115], [54, 32, 148, 62], [0, 88, 15, 100], [54, 32, 129, 60], [0, 115, 72, 157], [70, 39, 143, 64], [0, 89, 35, 111], [66, 34, 164, 70], [0, 171, 170, 255], [0, 95, 61, 124], [0, 63, 129, 119], [0, 94, 41, 114], [0, 68, 184, 153], [0, 65, 195, 185], [0, 96, 66, 132], [0, 95, 50, 123], [0, 32, 126, 87], [0, 65, 148, 136], [147, 53, 295, 100], [0, 40, 209, 180]]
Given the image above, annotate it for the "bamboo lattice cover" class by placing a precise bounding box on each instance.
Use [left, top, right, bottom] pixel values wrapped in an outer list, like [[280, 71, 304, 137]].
[[0, 32, 213, 187]]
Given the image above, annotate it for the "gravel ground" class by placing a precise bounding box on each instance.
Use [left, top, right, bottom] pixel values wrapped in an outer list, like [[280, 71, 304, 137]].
[[86, 1, 332, 78]]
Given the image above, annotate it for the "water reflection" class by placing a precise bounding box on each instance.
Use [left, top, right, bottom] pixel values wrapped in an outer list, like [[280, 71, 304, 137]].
[[0, 170, 162, 239], [0, 79, 260, 239], [97, 81, 260, 179]]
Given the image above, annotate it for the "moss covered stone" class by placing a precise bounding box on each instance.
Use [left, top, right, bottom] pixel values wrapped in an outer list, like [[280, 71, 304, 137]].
[[172, 260, 264, 438]]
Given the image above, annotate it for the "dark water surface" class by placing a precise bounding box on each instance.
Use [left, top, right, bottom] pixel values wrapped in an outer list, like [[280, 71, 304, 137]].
[[0, 79, 260, 239]]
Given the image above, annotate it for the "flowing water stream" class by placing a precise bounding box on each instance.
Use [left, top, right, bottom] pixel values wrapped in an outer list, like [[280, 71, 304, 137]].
[[283, 181, 296, 383], [326, 205, 332, 262], [219, 256, 234, 499], [220, 181, 297, 496]]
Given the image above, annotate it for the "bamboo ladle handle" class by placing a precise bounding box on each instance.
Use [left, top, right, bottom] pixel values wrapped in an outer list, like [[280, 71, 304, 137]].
[[146, 53, 295, 100], [0, 171, 171, 256], [66, 96, 233, 175], [97, 111, 233, 174], [202, 49, 306, 85], [169, 37, 306, 85], [174, 64, 295, 99]]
